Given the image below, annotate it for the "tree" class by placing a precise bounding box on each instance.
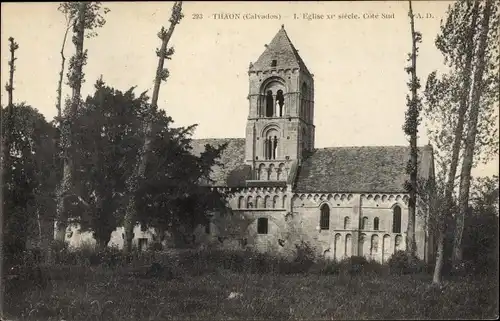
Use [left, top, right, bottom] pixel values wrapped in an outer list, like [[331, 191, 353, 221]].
[[72, 79, 148, 248], [55, 2, 109, 243], [461, 175, 499, 274], [55, 3, 76, 126], [70, 79, 227, 250], [123, 1, 183, 252], [2, 104, 58, 258], [423, 0, 499, 284], [403, 0, 422, 256], [454, 0, 498, 264], [135, 109, 228, 246], [0, 36, 19, 319]]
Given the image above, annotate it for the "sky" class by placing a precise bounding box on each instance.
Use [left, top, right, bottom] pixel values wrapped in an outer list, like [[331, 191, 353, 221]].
[[1, 1, 498, 178]]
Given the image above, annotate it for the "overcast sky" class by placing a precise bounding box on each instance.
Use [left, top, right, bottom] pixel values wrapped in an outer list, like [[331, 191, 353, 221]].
[[1, 1, 498, 177]]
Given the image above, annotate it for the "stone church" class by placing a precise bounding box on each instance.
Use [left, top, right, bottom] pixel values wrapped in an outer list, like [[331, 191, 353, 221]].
[[62, 26, 435, 263], [188, 25, 436, 263]]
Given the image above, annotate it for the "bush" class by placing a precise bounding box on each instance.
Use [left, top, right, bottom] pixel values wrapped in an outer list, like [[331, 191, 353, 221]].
[[314, 256, 385, 276], [387, 250, 424, 275]]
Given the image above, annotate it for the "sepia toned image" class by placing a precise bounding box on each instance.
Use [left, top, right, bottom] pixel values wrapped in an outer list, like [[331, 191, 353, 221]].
[[0, 1, 498, 320]]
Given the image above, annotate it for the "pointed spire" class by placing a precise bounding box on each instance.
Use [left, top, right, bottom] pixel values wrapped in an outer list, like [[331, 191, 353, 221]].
[[249, 26, 311, 75]]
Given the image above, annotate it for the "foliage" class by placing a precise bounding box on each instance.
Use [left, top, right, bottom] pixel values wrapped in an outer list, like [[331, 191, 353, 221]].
[[388, 250, 425, 275], [424, 0, 499, 180], [403, 1, 423, 255], [460, 175, 499, 275], [72, 79, 149, 247], [123, 1, 184, 252], [63, 78, 229, 247], [135, 108, 228, 237], [2, 104, 59, 264], [7, 247, 497, 321]]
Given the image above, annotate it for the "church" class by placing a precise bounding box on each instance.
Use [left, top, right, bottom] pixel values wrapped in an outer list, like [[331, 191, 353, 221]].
[[61, 26, 436, 263], [188, 25, 436, 263]]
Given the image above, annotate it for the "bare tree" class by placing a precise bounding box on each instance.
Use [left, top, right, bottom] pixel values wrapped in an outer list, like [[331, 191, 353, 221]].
[[123, 1, 184, 253]]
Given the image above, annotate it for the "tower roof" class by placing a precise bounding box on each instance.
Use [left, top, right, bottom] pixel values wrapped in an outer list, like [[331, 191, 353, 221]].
[[249, 25, 311, 75]]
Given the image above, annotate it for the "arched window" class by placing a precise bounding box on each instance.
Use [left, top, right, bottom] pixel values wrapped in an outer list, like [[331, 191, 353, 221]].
[[358, 234, 366, 257], [266, 90, 274, 117], [238, 196, 245, 209], [371, 235, 379, 255], [320, 204, 330, 230], [344, 216, 350, 229], [264, 195, 271, 209], [392, 205, 401, 233], [362, 216, 368, 230], [247, 196, 254, 209], [264, 128, 279, 160], [374, 217, 380, 231], [257, 217, 268, 234], [272, 195, 279, 208], [276, 90, 284, 117], [256, 196, 264, 208], [272, 136, 278, 159], [345, 234, 352, 257]]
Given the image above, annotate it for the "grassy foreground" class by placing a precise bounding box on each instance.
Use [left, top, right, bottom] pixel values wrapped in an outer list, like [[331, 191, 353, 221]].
[[4, 249, 499, 321]]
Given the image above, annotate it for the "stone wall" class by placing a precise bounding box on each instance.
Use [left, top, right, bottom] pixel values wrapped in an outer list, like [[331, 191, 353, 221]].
[[58, 190, 432, 264]]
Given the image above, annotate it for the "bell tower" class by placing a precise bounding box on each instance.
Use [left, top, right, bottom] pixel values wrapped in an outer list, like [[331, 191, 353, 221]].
[[245, 25, 315, 182]]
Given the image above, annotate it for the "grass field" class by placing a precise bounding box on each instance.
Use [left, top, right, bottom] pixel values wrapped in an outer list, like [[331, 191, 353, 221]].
[[4, 249, 499, 321]]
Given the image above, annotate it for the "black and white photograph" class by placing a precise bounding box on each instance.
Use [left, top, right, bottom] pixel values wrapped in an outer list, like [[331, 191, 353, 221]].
[[0, 1, 498, 320]]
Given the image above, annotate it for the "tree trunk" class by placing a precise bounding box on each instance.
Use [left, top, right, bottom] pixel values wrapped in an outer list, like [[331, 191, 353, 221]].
[[55, 2, 87, 242], [123, 2, 183, 253], [433, 230, 445, 283], [453, 0, 493, 265], [1, 36, 18, 319], [406, 0, 418, 255], [56, 21, 71, 124], [433, 0, 480, 284]]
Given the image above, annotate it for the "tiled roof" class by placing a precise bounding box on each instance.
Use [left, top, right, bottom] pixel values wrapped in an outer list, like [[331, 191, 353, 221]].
[[189, 139, 434, 193], [189, 138, 251, 187], [250, 25, 311, 75], [294, 146, 434, 193]]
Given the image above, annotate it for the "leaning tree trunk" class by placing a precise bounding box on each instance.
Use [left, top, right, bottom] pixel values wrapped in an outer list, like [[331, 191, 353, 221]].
[[453, 0, 494, 265], [55, 2, 87, 242], [123, 1, 183, 253], [433, 0, 480, 284]]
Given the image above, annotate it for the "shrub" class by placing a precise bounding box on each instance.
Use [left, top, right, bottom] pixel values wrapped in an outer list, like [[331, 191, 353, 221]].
[[311, 259, 341, 275], [387, 250, 424, 275]]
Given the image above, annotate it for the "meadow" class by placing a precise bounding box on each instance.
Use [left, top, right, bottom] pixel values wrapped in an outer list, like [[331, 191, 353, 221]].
[[4, 247, 499, 321]]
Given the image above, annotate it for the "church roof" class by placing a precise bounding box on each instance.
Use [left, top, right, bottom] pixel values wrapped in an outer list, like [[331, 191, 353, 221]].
[[249, 25, 311, 75], [189, 138, 434, 193], [294, 146, 434, 193], [189, 138, 251, 188]]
